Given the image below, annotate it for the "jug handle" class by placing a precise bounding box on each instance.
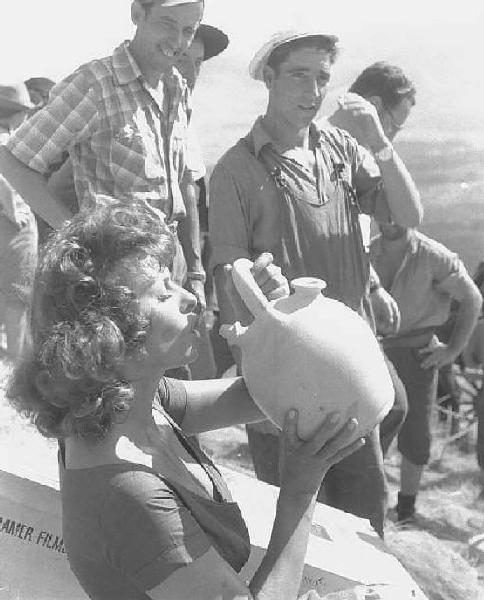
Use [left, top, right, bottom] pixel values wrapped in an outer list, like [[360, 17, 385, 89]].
[[231, 258, 270, 317]]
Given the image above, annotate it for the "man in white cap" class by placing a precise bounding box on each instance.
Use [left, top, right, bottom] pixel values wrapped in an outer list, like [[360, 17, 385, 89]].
[[209, 31, 423, 536], [0, 83, 38, 359], [0, 0, 207, 301]]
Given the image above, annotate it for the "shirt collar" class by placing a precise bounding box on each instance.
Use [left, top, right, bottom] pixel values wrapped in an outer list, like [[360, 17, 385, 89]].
[[372, 229, 418, 257], [112, 41, 144, 85], [250, 116, 323, 157]]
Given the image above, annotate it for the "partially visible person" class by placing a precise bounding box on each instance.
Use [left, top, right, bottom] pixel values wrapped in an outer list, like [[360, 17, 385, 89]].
[[0, 0, 206, 304], [24, 77, 56, 109], [7, 201, 363, 600], [461, 262, 484, 468], [24, 76, 58, 245], [209, 32, 422, 536], [370, 223, 482, 522], [176, 23, 233, 377], [0, 83, 38, 360], [328, 62, 419, 456]]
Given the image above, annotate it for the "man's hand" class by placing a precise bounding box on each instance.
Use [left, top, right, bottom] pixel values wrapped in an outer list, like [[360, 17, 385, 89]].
[[371, 287, 401, 336], [251, 252, 290, 302], [332, 93, 389, 152], [184, 278, 206, 313], [419, 337, 460, 370], [224, 252, 289, 327]]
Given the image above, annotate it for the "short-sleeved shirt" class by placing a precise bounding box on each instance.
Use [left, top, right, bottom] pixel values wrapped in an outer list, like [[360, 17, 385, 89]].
[[6, 42, 190, 222], [61, 378, 250, 599], [209, 118, 388, 316], [185, 122, 206, 182], [370, 230, 472, 335]]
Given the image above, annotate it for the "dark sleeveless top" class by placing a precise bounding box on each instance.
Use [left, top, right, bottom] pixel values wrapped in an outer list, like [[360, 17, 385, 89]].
[[60, 377, 251, 599]]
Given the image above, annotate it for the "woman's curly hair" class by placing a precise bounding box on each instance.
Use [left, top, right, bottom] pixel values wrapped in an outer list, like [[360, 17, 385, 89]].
[[7, 201, 175, 441]]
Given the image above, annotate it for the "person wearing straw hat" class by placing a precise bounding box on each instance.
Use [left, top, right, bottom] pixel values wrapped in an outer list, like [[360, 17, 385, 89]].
[[0, 83, 38, 360], [209, 31, 423, 536], [0, 0, 206, 303]]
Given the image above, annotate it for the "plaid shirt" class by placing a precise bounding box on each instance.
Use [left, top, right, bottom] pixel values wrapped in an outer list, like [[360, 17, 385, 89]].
[[7, 42, 190, 221]]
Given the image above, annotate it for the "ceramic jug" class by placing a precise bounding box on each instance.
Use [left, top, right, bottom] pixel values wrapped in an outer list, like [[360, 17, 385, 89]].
[[221, 259, 394, 441]]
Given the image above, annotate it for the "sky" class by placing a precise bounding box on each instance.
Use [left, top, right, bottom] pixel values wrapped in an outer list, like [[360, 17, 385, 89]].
[[1, 0, 483, 81], [1, 0, 483, 157]]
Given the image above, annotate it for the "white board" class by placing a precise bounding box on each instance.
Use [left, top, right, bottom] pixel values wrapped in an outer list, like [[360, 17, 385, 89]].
[[0, 461, 426, 599]]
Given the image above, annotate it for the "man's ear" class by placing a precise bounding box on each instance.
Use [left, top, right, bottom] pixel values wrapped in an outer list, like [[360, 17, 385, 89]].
[[367, 95, 383, 112], [131, 0, 146, 26], [263, 65, 276, 89]]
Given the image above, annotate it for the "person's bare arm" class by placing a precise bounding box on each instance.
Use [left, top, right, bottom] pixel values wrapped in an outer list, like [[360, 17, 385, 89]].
[[148, 412, 363, 600], [180, 376, 265, 434], [330, 93, 423, 227], [178, 171, 206, 308], [374, 149, 422, 228], [0, 146, 73, 228], [369, 263, 401, 335], [421, 274, 482, 369]]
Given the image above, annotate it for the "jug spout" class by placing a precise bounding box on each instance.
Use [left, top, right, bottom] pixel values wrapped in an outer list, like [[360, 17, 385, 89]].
[[274, 277, 327, 314], [291, 277, 327, 299]]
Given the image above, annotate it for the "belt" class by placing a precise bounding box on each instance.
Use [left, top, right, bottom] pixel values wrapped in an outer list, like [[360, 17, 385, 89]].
[[380, 327, 436, 350]]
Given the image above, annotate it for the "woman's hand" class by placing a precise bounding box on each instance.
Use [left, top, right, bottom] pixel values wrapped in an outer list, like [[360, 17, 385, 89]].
[[279, 409, 365, 497]]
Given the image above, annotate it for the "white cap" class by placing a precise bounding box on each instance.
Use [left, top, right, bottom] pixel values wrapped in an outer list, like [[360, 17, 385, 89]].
[[249, 30, 339, 81]]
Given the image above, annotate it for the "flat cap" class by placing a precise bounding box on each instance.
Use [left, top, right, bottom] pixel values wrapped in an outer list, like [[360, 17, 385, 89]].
[[249, 30, 339, 81]]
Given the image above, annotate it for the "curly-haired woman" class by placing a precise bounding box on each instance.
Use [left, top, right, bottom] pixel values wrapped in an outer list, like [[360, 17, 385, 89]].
[[8, 201, 362, 600]]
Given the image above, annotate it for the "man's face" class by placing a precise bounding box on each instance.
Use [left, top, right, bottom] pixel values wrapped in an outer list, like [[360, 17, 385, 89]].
[[266, 47, 332, 129], [379, 221, 409, 241], [176, 37, 205, 89], [135, 2, 203, 68], [379, 95, 414, 141]]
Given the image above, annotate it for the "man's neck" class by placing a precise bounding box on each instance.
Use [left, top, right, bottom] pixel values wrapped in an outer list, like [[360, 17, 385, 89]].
[[380, 230, 412, 254], [128, 39, 171, 88], [262, 111, 311, 152]]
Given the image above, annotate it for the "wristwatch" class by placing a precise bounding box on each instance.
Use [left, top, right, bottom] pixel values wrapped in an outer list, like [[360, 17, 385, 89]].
[[373, 143, 394, 162], [186, 271, 206, 284]]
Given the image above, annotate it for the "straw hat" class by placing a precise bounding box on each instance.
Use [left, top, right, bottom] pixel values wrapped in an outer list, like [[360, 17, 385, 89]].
[[249, 30, 339, 81]]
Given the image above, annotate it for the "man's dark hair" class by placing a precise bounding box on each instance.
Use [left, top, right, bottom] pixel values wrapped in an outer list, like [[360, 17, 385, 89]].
[[267, 35, 339, 76], [349, 62, 416, 109]]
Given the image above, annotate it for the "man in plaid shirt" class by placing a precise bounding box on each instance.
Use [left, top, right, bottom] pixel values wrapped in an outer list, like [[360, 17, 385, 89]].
[[0, 0, 206, 300]]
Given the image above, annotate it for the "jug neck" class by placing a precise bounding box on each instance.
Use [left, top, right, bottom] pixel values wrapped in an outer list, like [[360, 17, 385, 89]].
[[291, 277, 327, 300]]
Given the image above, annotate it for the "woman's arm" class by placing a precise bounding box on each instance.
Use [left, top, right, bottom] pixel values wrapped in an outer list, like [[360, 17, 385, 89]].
[[146, 412, 363, 600], [180, 377, 265, 434]]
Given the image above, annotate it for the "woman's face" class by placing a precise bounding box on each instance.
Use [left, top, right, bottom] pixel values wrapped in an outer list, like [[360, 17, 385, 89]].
[[115, 256, 200, 370]]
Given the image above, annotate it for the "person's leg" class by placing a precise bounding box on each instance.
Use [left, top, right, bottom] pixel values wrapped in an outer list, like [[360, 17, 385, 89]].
[[318, 426, 387, 537], [379, 354, 408, 457], [387, 345, 437, 521]]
